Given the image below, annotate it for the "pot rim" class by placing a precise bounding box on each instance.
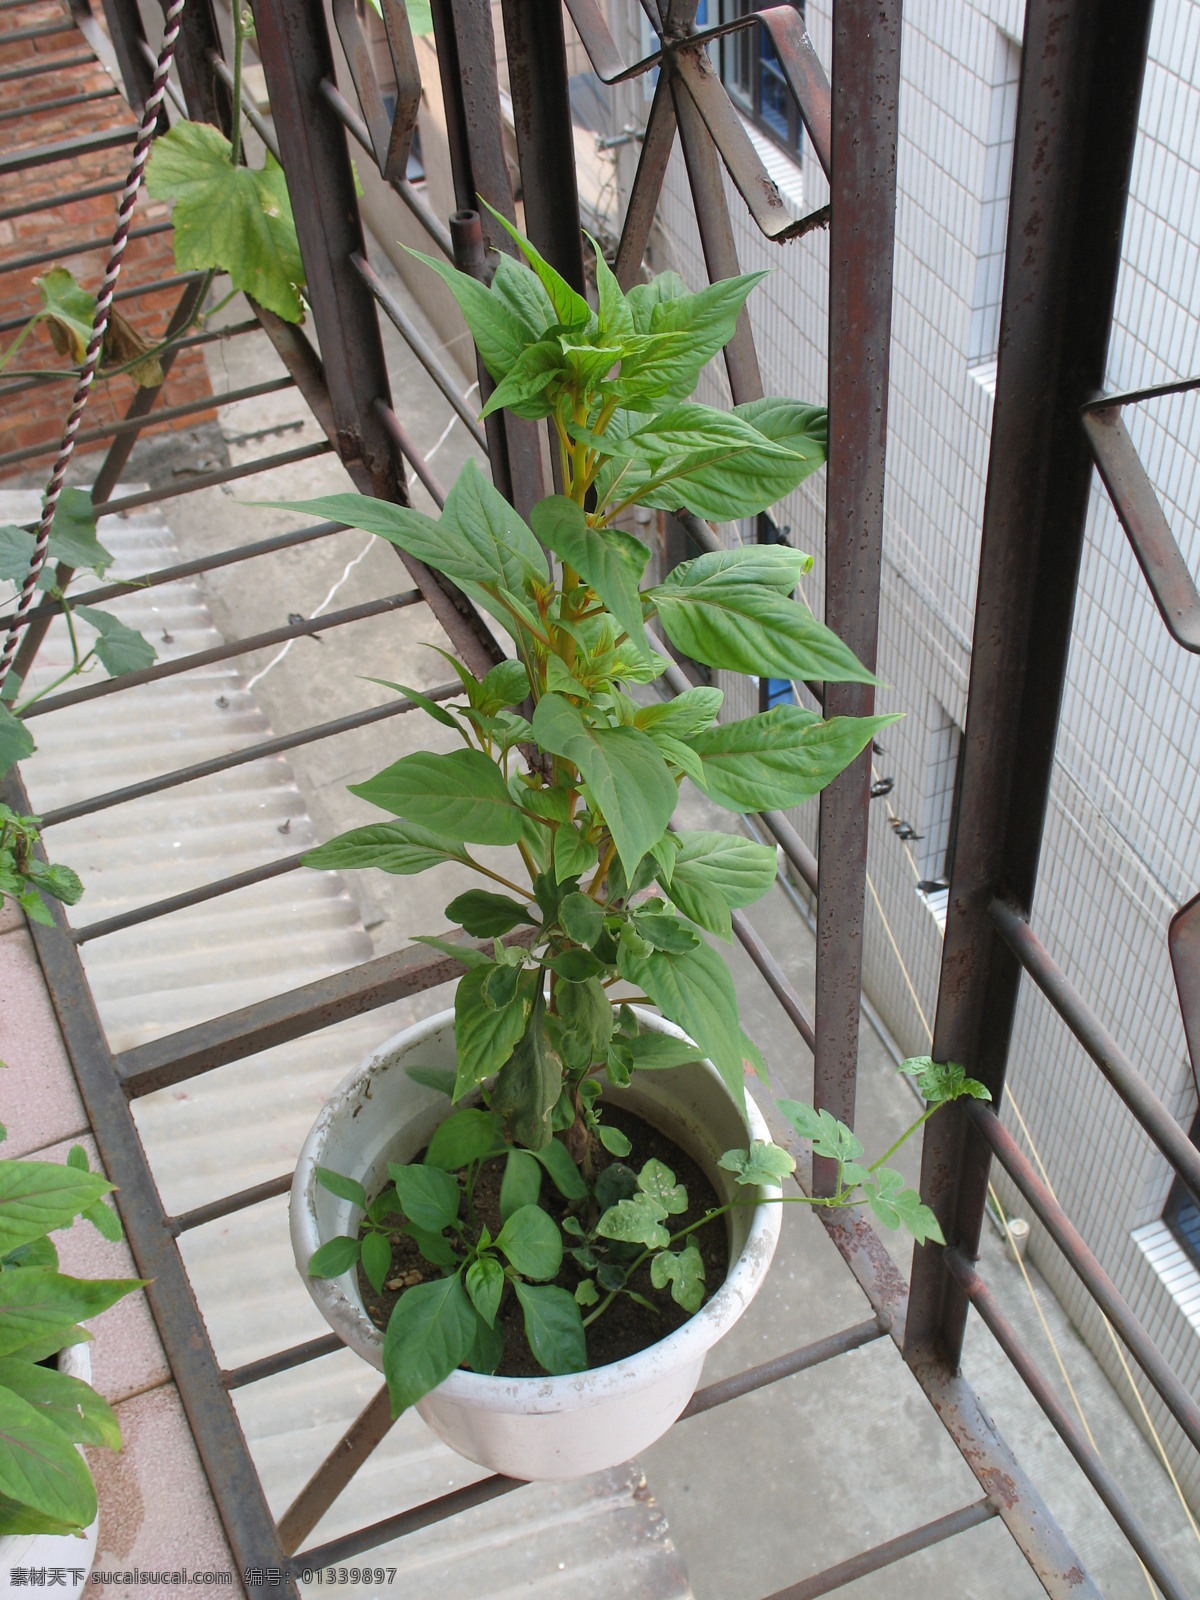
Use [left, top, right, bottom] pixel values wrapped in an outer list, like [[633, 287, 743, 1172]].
[[291, 1007, 782, 1408]]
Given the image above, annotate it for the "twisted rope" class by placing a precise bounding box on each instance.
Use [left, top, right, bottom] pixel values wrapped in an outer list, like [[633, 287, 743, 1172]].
[[0, 0, 187, 690]]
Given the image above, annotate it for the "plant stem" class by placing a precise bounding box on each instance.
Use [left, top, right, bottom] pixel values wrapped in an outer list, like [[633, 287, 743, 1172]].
[[459, 853, 536, 900], [230, 3, 246, 168], [587, 840, 616, 897], [867, 1103, 938, 1174], [15, 650, 96, 714]]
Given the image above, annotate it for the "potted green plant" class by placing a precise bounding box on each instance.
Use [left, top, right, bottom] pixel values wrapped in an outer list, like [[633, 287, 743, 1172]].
[[0, 1140, 143, 1588], [287, 214, 985, 1478]]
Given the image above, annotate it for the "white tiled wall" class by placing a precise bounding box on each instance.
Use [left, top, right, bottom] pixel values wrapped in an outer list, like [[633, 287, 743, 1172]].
[[611, 0, 1200, 1506]]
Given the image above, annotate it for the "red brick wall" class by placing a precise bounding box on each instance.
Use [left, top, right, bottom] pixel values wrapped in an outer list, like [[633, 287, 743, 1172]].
[[0, 0, 214, 481]]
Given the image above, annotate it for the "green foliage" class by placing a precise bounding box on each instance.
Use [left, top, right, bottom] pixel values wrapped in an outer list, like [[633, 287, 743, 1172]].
[[0, 1147, 140, 1536], [0, 807, 84, 928]]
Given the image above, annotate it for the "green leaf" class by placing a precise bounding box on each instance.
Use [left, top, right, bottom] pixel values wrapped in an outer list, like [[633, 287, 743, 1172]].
[[596, 1192, 670, 1250], [559, 891, 604, 947], [408, 1225, 459, 1269], [898, 1056, 991, 1106], [616, 938, 746, 1112], [553, 824, 598, 884], [490, 252, 556, 339], [424, 1108, 502, 1170], [530, 497, 652, 659], [477, 659, 531, 713], [350, 748, 524, 845], [25, 860, 83, 907], [633, 686, 723, 739], [0, 1162, 113, 1256], [446, 889, 537, 938], [307, 1235, 361, 1277], [492, 1000, 564, 1150], [499, 1150, 542, 1221], [588, 233, 633, 342], [512, 1280, 587, 1375], [360, 1230, 392, 1294], [480, 199, 592, 330], [650, 566, 876, 685], [0, 1358, 119, 1450], [72, 606, 156, 678], [452, 963, 536, 1099], [530, 1138, 588, 1201], [0, 704, 33, 780], [665, 831, 778, 940], [631, 912, 699, 954], [146, 122, 305, 321], [649, 1243, 705, 1313], [717, 1140, 796, 1187], [732, 398, 826, 472], [465, 1256, 504, 1327], [597, 1124, 632, 1157], [303, 819, 469, 876], [314, 1167, 367, 1210], [413, 935, 494, 970], [637, 1159, 687, 1214], [48, 489, 111, 574], [388, 1163, 461, 1234], [691, 708, 900, 813], [404, 247, 537, 378], [464, 1309, 505, 1375], [0, 1386, 95, 1531], [532, 695, 676, 879], [382, 1273, 476, 1416], [494, 1204, 563, 1281], [554, 976, 613, 1072], [442, 457, 549, 589], [406, 1065, 457, 1097], [776, 1101, 864, 1165], [479, 338, 566, 420], [861, 1167, 945, 1245], [574, 1278, 599, 1308], [362, 676, 464, 732], [619, 1031, 704, 1071], [35, 266, 94, 364], [81, 1198, 123, 1244]]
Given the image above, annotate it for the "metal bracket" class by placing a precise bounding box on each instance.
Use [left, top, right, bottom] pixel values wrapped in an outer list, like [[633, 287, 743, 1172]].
[[331, 0, 421, 184]]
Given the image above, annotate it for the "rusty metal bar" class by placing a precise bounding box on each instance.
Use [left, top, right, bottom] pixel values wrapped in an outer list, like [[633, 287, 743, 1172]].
[[79, 439, 334, 518], [352, 252, 489, 451], [989, 895, 1200, 1203], [93, 0, 159, 110], [0, 377, 287, 471], [223, 1335, 344, 1391], [168, 1173, 294, 1236], [1082, 405, 1200, 651], [70, 852, 310, 944], [251, 0, 403, 497], [46, 682, 458, 836], [0, 517, 343, 634], [0, 83, 120, 125], [763, 1500, 997, 1600], [969, 1100, 1200, 1453], [0, 174, 123, 222], [906, 0, 1155, 1364], [209, 48, 279, 157], [374, 400, 448, 507], [0, 50, 94, 81], [291, 1477, 522, 1573], [4, 768, 297, 1600], [945, 1251, 1192, 1600], [680, 1316, 884, 1418], [0, 318, 259, 404], [2, 17, 75, 41], [21, 589, 422, 720], [277, 1387, 396, 1556], [731, 906, 816, 1052], [811, 0, 900, 1195], [0, 219, 169, 276], [114, 932, 515, 1096], [759, 809, 819, 898], [0, 123, 137, 176], [0, 271, 207, 336], [614, 72, 677, 290]]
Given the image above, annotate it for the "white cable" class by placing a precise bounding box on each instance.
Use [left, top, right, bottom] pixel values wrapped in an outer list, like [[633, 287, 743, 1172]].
[[426, 381, 480, 463], [244, 531, 377, 691]]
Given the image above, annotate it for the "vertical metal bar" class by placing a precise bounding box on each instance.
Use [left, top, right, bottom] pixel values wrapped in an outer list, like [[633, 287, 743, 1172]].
[[249, 0, 403, 498], [615, 72, 677, 290], [169, 0, 231, 129], [811, 0, 901, 1194], [905, 0, 1154, 1361], [92, 0, 157, 108]]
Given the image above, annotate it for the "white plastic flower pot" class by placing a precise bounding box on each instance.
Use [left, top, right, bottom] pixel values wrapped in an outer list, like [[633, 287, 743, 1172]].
[[291, 1008, 782, 1481], [0, 1344, 99, 1599]]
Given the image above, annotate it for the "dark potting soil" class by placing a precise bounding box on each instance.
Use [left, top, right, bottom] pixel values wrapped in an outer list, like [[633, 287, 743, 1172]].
[[355, 1105, 730, 1378]]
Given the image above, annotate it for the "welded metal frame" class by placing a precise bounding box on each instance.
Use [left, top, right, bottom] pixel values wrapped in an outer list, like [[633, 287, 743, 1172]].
[[2, 0, 1199, 1597]]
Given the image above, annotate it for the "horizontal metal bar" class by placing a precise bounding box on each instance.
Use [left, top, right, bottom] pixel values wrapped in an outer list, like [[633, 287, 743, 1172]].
[[1083, 374, 1200, 411], [22, 588, 421, 720], [0, 122, 137, 178], [0, 376, 285, 471], [0, 218, 170, 279], [0, 50, 94, 83], [757, 808, 819, 897], [989, 896, 1200, 1204], [2, 17, 75, 41], [731, 905, 816, 1051], [0, 271, 208, 336], [290, 1476, 521, 1573], [0, 515, 341, 633], [680, 1316, 884, 1419], [0, 83, 120, 126], [945, 1250, 1191, 1600], [222, 1334, 343, 1390], [114, 931, 520, 1097], [72, 850, 309, 943], [764, 1500, 996, 1600], [77, 439, 334, 519], [353, 252, 489, 451], [168, 1173, 294, 1236], [277, 1387, 394, 1556], [969, 1099, 1200, 1454], [317, 77, 455, 259], [375, 400, 448, 507], [51, 680, 456, 835], [0, 174, 123, 223]]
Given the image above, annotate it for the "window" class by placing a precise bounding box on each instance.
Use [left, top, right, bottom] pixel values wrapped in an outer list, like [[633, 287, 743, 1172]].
[[1164, 1113, 1200, 1267], [968, 32, 1022, 374], [716, 3, 806, 161], [915, 706, 966, 930]]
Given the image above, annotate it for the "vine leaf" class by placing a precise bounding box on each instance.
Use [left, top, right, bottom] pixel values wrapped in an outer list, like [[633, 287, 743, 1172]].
[[147, 121, 306, 323], [73, 606, 156, 678]]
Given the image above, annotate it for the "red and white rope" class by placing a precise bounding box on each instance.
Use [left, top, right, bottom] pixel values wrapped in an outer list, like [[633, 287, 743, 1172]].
[[0, 0, 187, 688]]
